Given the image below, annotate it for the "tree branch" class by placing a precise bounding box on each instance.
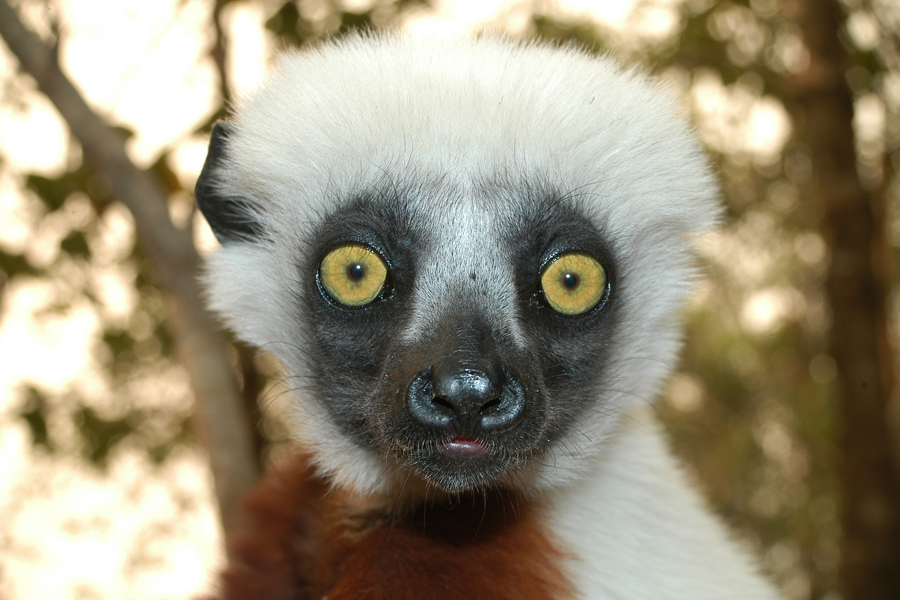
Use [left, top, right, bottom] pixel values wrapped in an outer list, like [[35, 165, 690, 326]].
[[0, 0, 260, 536]]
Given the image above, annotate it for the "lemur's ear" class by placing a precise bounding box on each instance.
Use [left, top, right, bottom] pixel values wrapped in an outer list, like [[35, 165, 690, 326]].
[[195, 122, 265, 244]]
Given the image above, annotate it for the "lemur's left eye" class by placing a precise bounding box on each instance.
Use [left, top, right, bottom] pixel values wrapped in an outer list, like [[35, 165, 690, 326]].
[[320, 244, 388, 307], [540, 252, 607, 315]]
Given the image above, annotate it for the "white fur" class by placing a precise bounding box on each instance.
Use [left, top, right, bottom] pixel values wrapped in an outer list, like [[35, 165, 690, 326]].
[[547, 406, 779, 599], [202, 33, 781, 598]]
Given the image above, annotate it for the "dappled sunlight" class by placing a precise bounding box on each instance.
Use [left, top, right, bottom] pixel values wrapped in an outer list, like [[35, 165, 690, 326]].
[[1, 4, 220, 597], [220, 2, 268, 94], [690, 69, 791, 165], [58, 0, 219, 166], [0, 92, 69, 175], [2, 445, 222, 600], [853, 92, 887, 190], [665, 371, 707, 413], [740, 287, 805, 336], [0, 279, 101, 392]]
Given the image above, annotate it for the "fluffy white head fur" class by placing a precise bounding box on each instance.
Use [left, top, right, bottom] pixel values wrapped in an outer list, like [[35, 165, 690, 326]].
[[202, 33, 719, 496]]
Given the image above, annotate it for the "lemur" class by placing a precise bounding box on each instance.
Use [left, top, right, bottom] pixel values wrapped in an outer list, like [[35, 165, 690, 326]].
[[195, 33, 781, 600]]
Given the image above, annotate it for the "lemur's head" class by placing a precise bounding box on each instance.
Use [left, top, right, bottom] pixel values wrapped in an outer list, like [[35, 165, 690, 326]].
[[196, 34, 718, 497]]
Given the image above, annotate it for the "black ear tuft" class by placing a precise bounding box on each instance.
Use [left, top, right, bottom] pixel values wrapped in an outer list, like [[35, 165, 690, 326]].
[[195, 122, 266, 244]]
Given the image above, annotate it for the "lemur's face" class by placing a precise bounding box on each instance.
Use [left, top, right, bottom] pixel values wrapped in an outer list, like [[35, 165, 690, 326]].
[[295, 186, 618, 492], [197, 35, 719, 496]]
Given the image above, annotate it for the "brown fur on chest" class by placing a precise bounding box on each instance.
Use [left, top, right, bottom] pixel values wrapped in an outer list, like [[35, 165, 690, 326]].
[[217, 454, 573, 600]]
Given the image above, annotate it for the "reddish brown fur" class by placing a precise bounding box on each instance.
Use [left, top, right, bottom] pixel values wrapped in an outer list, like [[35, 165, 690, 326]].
[[217, 454, 573, 600]]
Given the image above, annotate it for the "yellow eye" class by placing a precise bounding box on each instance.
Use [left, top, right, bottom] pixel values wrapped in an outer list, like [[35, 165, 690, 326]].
[[540, 252, 607, 315], [320, 244, 388, 307]]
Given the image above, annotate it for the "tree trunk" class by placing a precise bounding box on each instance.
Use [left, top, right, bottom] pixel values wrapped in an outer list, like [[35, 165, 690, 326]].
[[790, 0, 900, 597]]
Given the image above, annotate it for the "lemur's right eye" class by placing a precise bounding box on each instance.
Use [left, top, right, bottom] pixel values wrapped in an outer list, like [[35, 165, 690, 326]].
[[319, 244, 388, 307]]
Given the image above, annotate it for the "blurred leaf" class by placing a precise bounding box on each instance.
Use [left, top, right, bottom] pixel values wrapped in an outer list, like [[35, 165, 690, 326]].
[[59, 230, 89, 258], [77, 406, 134, 466], [151, 152, 182, 195], [26, 162, 113, 212], [102, 328, 135, 355], [146, 417, 194, 465], [265, 1, 314, 46], [336, 10, 376, 35], [0, 248, 39, 278], [26, 172, 80, 211], [396, 0, 433, 9], [194, 110, 226, 135], [529, 14, 608, 55], [109, 124, 136, 141], [18, 387, 53, 451]]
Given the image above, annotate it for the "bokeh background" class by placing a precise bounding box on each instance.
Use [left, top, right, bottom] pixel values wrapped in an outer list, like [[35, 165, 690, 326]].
[[1, 0, 899, 599]]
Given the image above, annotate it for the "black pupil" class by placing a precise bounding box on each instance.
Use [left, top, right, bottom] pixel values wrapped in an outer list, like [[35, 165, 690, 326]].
[[563, 272, 579, 290], [347, 263, 366, 281]]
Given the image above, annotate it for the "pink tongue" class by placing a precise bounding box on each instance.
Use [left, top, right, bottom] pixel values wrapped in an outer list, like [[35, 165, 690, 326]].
[[440, 437, 486, 458]]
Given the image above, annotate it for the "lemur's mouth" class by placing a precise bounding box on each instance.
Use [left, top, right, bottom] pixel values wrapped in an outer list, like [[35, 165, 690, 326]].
[[376, 327, 550, 491], [439, 436, 487, 458], [388, 422, 544, 492]]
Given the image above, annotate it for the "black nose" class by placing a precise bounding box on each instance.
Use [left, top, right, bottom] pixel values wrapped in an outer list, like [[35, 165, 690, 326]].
[[406, 362, 526, 436]]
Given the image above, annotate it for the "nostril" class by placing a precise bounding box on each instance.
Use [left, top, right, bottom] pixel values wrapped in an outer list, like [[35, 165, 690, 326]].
[[431, 395, 456, 414], [479, 397, 502, 414], [407, 368, 455, 431], [478, 376, 525, 432]]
